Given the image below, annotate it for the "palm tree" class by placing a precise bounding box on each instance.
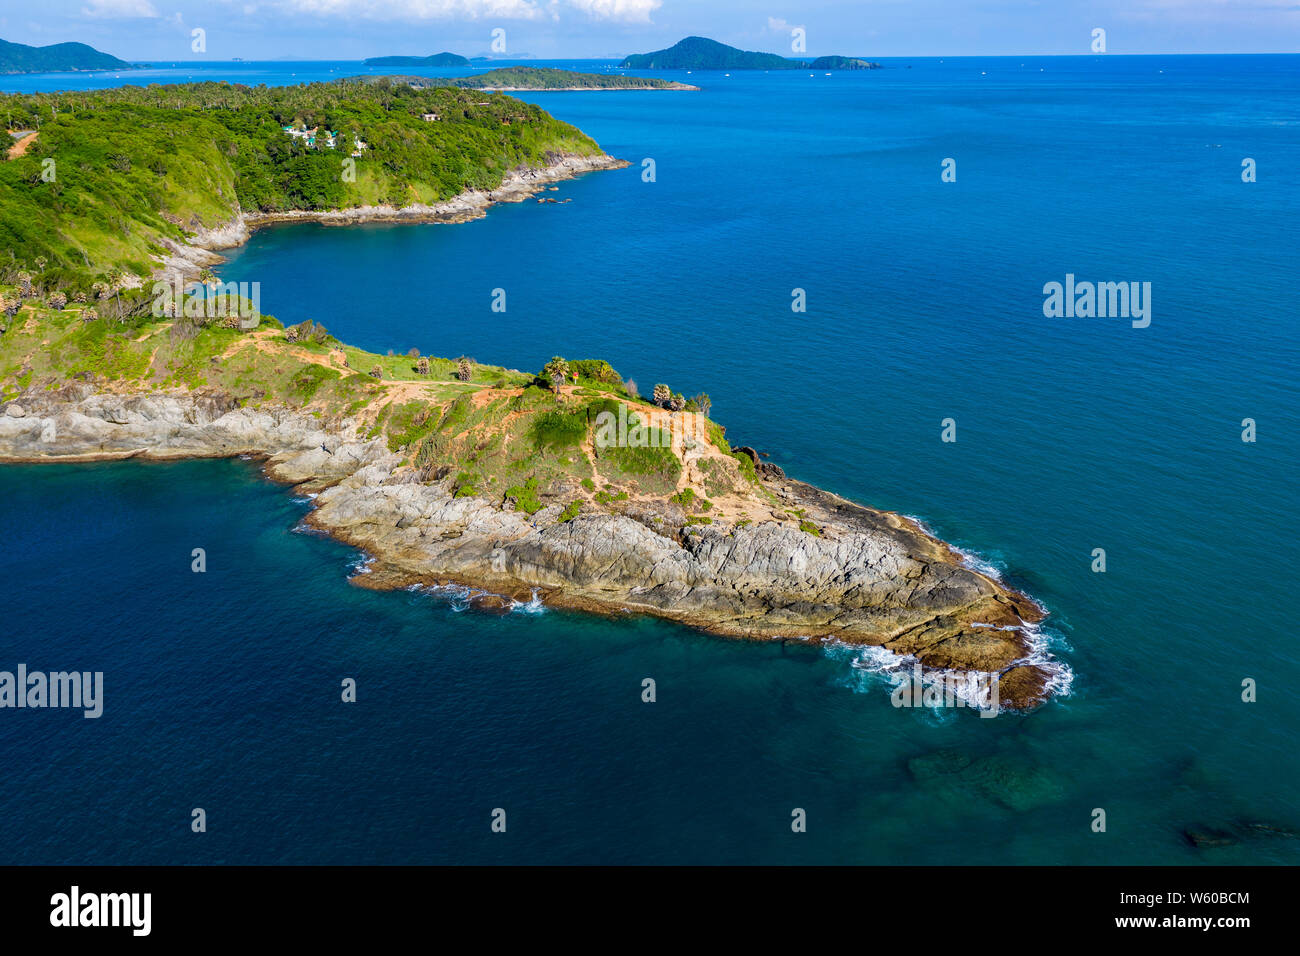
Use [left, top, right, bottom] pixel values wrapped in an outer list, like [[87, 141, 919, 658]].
[[456, 357, 474, 382], [670, 393, 685, 412], [691, 393, 711, 418], [542, 356, 569, 394], [653, 383, 670, 407], [416, 357, 430, 376]]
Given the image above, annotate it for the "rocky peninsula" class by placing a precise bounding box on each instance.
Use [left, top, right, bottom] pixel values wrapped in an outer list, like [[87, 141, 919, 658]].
[[0, 372, 1062, 710]]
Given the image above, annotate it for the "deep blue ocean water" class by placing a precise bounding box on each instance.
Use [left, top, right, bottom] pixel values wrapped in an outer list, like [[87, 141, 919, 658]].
[[1, 56, 1297, 864]]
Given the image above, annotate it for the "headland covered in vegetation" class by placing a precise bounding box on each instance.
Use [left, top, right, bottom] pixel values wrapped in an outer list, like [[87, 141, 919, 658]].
[[0, 77, 1065, 711]]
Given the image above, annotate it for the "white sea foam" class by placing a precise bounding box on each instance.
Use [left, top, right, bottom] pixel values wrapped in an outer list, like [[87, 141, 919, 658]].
[[511, 588, 546, 614], [904, 514, 1007, 581], [415, 584, 548, 616], [827, 617, 1075, 711]]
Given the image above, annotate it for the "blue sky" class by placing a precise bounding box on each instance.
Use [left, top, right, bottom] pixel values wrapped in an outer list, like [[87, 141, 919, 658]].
[[0, 0, 1296, 60]]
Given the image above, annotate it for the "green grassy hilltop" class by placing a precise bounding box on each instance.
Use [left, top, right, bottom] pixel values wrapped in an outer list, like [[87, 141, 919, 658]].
[[0, 293, 774, 525]]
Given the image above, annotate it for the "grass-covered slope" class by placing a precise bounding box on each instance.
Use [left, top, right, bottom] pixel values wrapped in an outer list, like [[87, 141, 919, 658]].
[[0, 78, 604, 291], [0, 296, 767, 524]]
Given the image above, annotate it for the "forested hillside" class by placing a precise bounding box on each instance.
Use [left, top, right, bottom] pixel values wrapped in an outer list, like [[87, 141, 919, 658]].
[[0, 78, 602, 292]]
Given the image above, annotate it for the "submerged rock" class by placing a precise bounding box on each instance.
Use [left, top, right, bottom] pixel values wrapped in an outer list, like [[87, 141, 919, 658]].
[[907, 748, 973, 781], [1184, 827, 1239, 849]]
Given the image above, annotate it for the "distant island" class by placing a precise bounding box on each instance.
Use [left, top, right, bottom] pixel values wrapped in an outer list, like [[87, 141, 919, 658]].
[[810, 55, 881, 71], [364, 52, 471, 67], [621, 36, 800, 70], [0, 37, 133, 74], [379, 66, 697, 91], [620, 36, 879, 71]]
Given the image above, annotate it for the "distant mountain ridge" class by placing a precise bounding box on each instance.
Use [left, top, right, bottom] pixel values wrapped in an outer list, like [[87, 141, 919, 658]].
[[363, 52, 471, 67], [619, 36, 879, 71], [0, 37, 133, 74]]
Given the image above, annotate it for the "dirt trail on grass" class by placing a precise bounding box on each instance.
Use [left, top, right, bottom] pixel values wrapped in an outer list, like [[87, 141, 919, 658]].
[[7, 132, 37, 159]]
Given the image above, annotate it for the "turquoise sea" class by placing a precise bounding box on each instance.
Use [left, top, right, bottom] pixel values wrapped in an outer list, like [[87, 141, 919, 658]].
[[1, 56, 1297, 864]]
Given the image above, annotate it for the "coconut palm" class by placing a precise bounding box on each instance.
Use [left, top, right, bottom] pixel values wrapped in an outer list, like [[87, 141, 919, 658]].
[[542, 356, 569, 393]]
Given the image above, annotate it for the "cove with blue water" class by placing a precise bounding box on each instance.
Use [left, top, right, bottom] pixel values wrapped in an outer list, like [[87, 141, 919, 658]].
[[1, 55, 1297, 864]]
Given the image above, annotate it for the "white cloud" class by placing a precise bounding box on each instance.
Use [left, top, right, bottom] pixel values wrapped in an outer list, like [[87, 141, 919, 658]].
[[563, 0, 662, 23], [278, 0, 548, 19], [81, 0, 160, 17]]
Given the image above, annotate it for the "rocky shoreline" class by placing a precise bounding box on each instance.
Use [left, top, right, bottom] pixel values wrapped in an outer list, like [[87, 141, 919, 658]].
[[0, 387, 1066, 711], [155, 152, 629, 284]]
